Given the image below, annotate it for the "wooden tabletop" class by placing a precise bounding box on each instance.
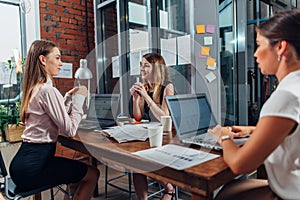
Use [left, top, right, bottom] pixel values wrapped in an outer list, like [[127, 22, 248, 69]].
[[58, 129, 237, 200]]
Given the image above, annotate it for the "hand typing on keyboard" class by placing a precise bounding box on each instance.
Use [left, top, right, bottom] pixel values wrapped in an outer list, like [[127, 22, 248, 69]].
[[230, 126, 254, 138]]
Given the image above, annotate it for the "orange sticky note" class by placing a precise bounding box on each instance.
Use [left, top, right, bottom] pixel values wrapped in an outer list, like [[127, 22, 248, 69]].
[[201, 46, 210, 56], [196, 25, 205, 34], [206, 57, 216, 67]]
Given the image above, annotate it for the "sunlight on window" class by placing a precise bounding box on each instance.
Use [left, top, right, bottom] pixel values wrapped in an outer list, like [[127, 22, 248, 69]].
[[0, 3, 21, 62]]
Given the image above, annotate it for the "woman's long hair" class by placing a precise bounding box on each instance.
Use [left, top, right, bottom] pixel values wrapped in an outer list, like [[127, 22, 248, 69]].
[[20, 40, 57, 122], [142, 53, 172, 104]]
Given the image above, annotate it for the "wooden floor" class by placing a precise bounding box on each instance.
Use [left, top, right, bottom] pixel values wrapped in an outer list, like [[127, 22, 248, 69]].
[[2, 164, 191, 200]]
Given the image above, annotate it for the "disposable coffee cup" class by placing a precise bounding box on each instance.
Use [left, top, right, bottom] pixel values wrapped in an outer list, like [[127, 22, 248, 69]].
[[161, 116, 172, 132], [148, 125, 163, 147]]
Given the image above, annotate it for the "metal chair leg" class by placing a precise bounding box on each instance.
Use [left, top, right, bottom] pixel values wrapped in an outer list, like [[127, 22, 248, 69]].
[[67, 184, 72, 200], [105, 165, 108, 198], [175, 186, 179, 200], [50, 188, 54, 200], [128, 172, 132, 200]]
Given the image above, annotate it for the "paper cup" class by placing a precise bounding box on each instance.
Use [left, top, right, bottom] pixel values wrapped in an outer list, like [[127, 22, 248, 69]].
[[148, 126, 163, 147], [161, 116, 172, 132]]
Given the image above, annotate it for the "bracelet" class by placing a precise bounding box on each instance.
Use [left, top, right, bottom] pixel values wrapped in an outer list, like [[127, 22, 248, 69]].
[[219, 135, 231, 144]]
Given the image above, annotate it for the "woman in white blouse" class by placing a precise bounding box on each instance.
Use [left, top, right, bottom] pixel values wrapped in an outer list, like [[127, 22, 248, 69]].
[[9, 40, 99, 200], [209, 10, 300, 200]]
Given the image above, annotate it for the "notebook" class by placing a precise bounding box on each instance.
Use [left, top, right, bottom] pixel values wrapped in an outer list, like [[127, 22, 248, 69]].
[[78, 93, 120, 130], [165, 93, 247, 151]]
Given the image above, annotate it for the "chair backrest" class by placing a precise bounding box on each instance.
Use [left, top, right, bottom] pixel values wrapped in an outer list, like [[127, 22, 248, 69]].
[[0, 142, 21, 177], [0, 151, 8, 177]]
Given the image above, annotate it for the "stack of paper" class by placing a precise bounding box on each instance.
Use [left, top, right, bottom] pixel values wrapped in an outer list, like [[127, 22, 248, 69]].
[[132, 144, 220, 170], [102, 124, 150, 143]]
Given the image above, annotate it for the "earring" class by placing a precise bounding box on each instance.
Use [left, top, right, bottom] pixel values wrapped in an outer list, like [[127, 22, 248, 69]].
[[277, 54, 281, 62]]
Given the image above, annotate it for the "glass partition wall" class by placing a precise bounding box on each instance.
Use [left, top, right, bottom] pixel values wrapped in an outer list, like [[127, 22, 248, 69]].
[[219, 0, 295, 126], [95, 0, 295, 124], [94, 0, 191, 115]]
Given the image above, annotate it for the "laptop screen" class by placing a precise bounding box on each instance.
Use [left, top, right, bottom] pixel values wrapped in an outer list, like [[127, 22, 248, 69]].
[[87, 94, 120, 121], [165, 93, 218, 138]]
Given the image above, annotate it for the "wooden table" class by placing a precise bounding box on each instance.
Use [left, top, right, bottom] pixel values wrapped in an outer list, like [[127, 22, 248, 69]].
[[58, 129, 237, 200]]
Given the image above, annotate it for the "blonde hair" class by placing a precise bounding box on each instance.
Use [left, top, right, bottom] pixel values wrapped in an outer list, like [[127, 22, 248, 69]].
[[142, 53, 172, 104], [20, 40, 58, 122]]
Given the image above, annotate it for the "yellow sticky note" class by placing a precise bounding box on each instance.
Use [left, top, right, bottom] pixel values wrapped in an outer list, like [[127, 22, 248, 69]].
[[196, 25, 205, 34], [201, 46, 210, 56], [206, 57, 216, 67]]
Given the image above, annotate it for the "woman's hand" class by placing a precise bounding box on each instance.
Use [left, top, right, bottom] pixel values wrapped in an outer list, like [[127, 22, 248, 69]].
[[75, 86, 88, 97], [129, 83, 140, 99], [66, 87, 79, 96], [131, 82, 148, 97], [130, 82, 148, 100], [208, 125, 233, 143], [231, 126, 254, 137]]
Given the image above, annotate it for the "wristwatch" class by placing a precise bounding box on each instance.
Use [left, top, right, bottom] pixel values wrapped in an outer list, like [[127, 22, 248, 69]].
[[220, 135, 231, 143]]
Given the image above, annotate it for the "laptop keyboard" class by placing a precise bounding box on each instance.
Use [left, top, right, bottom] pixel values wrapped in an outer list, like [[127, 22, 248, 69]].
[[182, 134, 222, 150]]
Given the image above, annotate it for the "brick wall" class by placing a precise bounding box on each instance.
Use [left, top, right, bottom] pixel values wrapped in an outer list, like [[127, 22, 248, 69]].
[[39, 0, 96, 95], [39, 0, 95, 157]]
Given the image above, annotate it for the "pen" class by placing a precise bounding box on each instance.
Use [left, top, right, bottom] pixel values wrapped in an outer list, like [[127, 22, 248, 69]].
[[76, 77, 81, 86], [136, 77, 139, 83]]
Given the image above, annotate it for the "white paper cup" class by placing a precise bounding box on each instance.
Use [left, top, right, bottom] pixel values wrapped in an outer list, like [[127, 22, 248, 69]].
[[148, 126, 163, 147], [161, 116, 172, 132]]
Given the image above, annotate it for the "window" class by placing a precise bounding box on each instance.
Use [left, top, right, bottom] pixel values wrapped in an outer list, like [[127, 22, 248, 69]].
[[0, 1, 23, 100], [0, 3, 22, 61], [0, 0, 38, 101]]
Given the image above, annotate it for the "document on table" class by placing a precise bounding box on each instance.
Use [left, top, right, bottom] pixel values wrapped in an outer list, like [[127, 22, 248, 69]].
[[101, 122, 160, 143], [132, 144, 220, 170]]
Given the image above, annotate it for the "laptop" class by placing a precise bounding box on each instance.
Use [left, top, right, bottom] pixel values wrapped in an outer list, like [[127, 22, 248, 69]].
[[165, 93, 247, 151], [78, 93, 120, 130]]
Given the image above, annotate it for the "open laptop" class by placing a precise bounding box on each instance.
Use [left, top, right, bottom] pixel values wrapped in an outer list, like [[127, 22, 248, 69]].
[[78, 93, 120, 130], [165, 93, 247, 151]]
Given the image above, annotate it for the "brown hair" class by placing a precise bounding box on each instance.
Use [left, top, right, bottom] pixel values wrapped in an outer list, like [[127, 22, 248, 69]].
[[256, 9, 300, 58], [20, 40, 58, 122], [142, 53, 172, 104]]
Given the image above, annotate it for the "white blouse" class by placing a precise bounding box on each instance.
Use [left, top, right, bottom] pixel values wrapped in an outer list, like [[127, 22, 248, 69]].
[[260, 70, 300, 199]]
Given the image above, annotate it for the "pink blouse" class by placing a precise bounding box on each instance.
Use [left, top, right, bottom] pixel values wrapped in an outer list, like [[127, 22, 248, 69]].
[[22, 83, 83, 143]]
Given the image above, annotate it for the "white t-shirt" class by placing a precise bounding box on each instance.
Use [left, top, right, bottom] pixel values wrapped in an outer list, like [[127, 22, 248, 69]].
[[260, 70, 300, 199]]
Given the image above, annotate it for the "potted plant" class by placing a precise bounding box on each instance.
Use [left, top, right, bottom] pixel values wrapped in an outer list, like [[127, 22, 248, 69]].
[[0, 58, 24, 142], [0, 102, 24, 142]]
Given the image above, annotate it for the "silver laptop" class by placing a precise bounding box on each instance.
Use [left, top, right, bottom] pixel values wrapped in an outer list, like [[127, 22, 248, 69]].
[[165, 93, 247, 151], [78, 93, 120, 130]]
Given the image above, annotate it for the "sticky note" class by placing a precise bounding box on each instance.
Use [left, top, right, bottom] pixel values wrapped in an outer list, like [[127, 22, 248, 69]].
[[201, 46, 210, 56], [204, 36, 213, 45], [196, 25, 205, 34], [205, 72, 216, 83], [206, 57, 216, 67], [199, 54, 207, 59], [206, 24, 215, 33], [207, 62, 217, 71]]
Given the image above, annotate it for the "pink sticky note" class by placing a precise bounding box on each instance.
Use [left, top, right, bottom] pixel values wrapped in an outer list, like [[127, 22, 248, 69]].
[[206, 25, 215, 34]]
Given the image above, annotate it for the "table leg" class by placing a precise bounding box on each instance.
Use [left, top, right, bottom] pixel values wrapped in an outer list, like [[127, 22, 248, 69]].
[[92, 157, 99, 197]]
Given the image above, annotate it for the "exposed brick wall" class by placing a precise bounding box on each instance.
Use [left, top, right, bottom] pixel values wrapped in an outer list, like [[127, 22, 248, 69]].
[[39, 0, 96, 157], [39, 0, 96, 95]]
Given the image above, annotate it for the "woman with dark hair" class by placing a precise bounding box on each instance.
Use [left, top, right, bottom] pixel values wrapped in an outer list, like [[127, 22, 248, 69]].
[[209, 10, 300, 200], [10, 40, 99, 200], [130, 53, 175, 200]]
